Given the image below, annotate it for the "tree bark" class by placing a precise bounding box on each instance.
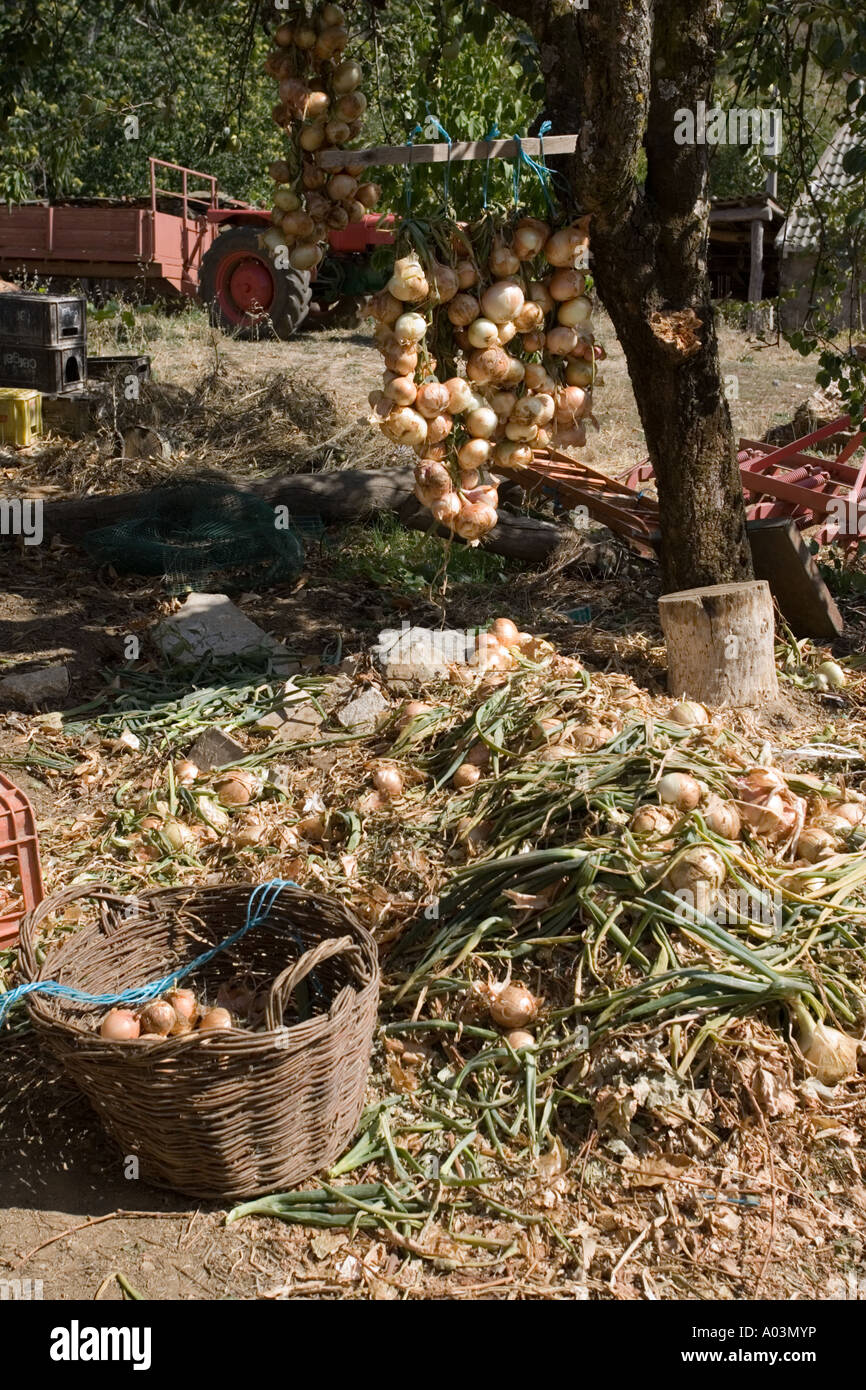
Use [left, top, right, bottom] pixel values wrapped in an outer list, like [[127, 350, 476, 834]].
[[659, 581, 779, 706], [36, 468, 566, 564], [491, 0, 753, 591]]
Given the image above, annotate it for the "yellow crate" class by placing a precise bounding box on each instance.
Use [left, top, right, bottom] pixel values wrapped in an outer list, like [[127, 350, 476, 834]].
[[0, 388, 42, 447]]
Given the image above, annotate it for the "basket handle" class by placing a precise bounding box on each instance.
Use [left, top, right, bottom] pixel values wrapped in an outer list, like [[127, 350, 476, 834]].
[[264, 935, 368, 1030], [17, 882, 140, 982]]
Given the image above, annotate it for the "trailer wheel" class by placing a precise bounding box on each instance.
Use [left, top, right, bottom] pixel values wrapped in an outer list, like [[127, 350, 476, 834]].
[[199, 227, 311, 340]]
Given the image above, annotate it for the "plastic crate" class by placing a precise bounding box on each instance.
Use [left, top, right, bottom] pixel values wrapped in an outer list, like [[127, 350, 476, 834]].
[[0, 293, 86, 347], [0, 772, 44, 947], [0, 342, 86, 394], [0, 387, 42, 446]]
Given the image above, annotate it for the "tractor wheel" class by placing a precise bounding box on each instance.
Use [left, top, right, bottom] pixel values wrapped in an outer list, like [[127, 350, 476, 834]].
[[198, 227, 311, 340]]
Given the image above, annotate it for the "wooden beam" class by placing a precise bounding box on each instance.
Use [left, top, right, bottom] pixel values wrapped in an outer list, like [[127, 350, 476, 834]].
[[709, 205, 774, 224], [316, 135, 579, 171], [748, 218, 765, 303]]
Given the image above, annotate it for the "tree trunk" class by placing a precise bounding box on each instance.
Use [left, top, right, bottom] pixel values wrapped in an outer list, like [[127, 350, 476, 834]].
[[659, 581, 779, 706], [491, 0, 753, 590]]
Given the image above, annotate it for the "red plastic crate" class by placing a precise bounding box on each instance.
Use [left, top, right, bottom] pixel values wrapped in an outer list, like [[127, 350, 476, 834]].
[[0, 772, 44, 947]]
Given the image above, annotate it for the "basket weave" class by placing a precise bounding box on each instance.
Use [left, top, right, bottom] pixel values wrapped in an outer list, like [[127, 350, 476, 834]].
[[18, 882, 379, 1199]]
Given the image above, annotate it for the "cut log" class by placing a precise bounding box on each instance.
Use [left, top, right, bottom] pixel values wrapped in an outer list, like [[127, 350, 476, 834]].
[[36, 468, 565, 566], [658, 580, 779, 707]]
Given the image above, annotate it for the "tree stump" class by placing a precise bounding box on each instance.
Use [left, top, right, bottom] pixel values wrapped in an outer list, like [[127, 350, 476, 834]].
[[658, 581, 778, 707]]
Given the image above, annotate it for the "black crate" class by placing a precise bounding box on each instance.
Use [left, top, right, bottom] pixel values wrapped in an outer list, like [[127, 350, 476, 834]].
[[87, 354, 151, 384], [0, 293, 87, 347], [0, 342, 87, 394]]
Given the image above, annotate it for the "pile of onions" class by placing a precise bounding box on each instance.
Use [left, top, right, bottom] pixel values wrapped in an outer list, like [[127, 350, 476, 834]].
[[368, 210, 603, 544], [264, 4, 375, 274]]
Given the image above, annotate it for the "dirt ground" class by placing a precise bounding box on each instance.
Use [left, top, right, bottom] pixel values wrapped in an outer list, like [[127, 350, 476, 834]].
[[1, 312, 865, 1302]]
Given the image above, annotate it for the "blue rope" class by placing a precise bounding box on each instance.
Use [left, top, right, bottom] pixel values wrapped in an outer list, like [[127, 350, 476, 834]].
[[481, 122, 500, 209], [514, 130, 555, 215], [0, 878, 301, 1027]]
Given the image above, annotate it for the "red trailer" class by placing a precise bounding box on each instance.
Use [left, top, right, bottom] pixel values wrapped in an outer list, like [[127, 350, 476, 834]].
[[0, 157, 393, 338]]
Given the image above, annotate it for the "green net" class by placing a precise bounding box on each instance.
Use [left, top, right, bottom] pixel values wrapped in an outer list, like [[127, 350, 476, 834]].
[[82, 483, 315, 595]]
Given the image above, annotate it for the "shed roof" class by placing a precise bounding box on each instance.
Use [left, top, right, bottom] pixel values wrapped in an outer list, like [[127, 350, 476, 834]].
[[776, 123, 860, 255]]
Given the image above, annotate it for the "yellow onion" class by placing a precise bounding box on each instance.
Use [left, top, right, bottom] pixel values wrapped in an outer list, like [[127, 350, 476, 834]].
[[290, 243, 323, 271], [467, 317, 500, 350], [738, 767, 787, 803], [549, 267, 586, 301], [513, 301, 545, 333], [546, 324, 580, 357], [138, 1000, 176, 1037], [496, 320, 518, 346], [468, 347, 510, 384], [669, 700, 709, 728], [458, 437, 491, 470], [456, 258, 479, 288], [558, 296, 593, 328], [481, 281, 525, 324], [489, 981, 538, 1029], [274, 22, 294, 46], [494, 439, 533, 468], [198, 1008, 233, 1032], [665, 845, 726, 895], [524, 363, 555, 393], [501, 356, 525, 387], [274, 186, 301, 212], [447, 292, 479, 327], [100, 1008, 140, 1041], [425, 413, 453, 445], [631, 804, 678, 836], [332, 58, 362, 93], [795, 826, 836, 862], [173, 757, 199, 786], [740, 792, 800, 841], [528, 280, 555, 314], [380, 407, 427, 448], [414, 459, 452, 500], [415, 380, 450, 418], [166, 988, 198, 1032], [444, 377, 478, 414], [383, 374, 416, 406], [454, 499, 498, 542], [505, 418, 537, 442], [452, 762, 481, 789], [269, 159, 292, 183], [215, 769, 259, 807], [489, 390, 517, 419], [816, 659, 846, 689], [430, 492, 461, 524], [490, 618, 520, 647], [431, 262, 459, 303], [373, 763, 404, 799], [566, 360, 594, 388], [703, 795, 741, 839], [489, 239, 520, 277], [465, 405, 499, 439], [327, 172, 358, 202], [299, 121, 326, 152], [835, 802, 866, 826], [658, 771, 702, 811], [335, 90, 367, 123], [545, 222, 590, 267], [293, 23, 317, 49], [383, 348, 418, 377], [233, 817, 267, 849], [513, 217, 550, 260], [794, 1003, 858, 1085], [388, 255, 429, 303], [554, 385, 589, 423]]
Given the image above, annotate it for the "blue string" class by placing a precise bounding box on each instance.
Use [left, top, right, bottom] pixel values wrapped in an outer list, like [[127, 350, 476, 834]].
[[0, 878, 302, 1028], [481, 123, 499, 209], [514, 130, 556, 214]]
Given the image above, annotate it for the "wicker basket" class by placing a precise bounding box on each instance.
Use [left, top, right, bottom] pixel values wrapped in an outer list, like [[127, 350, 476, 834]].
[[18, 882, 379, 1199]]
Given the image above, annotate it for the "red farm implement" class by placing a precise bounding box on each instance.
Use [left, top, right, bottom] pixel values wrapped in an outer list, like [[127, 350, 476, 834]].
[[0, 158, 393, 339]]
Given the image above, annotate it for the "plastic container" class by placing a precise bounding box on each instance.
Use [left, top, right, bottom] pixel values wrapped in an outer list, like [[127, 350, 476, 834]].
[[0, 773, 45, 947], [0, 293, 86, 347], [0, 342, 86, 394], [0, 387, 42, 446]]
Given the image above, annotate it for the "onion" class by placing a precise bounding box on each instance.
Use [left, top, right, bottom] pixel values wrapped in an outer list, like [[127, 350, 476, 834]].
[[505, 1028, 536, 1053], [415, 380, 450, 418], [159, 818, 193, 852], [528, 281, 555, 314], [835, 802, 866, 826], [383, 375, 416, 405], [548, 267, 586, 301], [431, 262, 459, 304], [464, 742, 490, 768], [816, 659, 846, 688], [299, 121, 326, 152], [293, 23, 317, 50], [356, 182, 381, 209], [269, 159, 291, 183], [455, 259, 478, 288], [524, 363, 555, 392], [465, 406, 498, 439], [282, 209, 315, 238], [373, 764, 403, 799], [490, 618, 520, 646], [447, 293, 479, 328], [558, 296, 593, 328], [630, 804, 678, 836], [545, 223, 589, 268], [290, 243, 323, 271], [430, 492, 461, 523], [198, 1008, 233, 1032], [467, 347, 510, 384], [506, 418, 538, 442], [414, 459, 452, 499], [335, 91, 367, 123], [546, 325, 580, 356], [554, 385, 589, 423], [215, 769, 259, 807], [795, 1005, 858, 1085], [458, 437, 491, 469], [489, 240, 520, 277], [481, 281, 525, 325], [138, 1000, 176, 1037], [489, 390, 516, 419], [173, 758, 199, 786], [489, 982, 538, 1029], [388, 255, 429, 303], [669, 700, 709, 727], [665, 845, 726, 894], [327, 172, 358, 201], [393, 312, 427, 346], [274, 187, 301, 212], [166, 988, 198, 1032], [738, 768, 787, 803], [100, 1008, 140, 1041], [703, 795, 741, 839], [454, 500, 498, 541], [740, 792, 799, 841], [324, 118, 351, 145], [513, 217, 550, 260], [513, 301, 545, 333], [316, 24, 349, 59], [234, 817, 267, 848], [444, 377, 477, 413], [494, 439, 533, 468], [425, 413, 453, 445], [795, 826, 836, 862], [274, 23, 294, 46], [658, 771, 702, 811], [467, 317, 500, 350], [398, 700, 434, 728], [302, 163, 327, 190], [304, 89, 330, 121], [380, 407, 427, 448], [383, 348, 417, 377], [565, 360, 594, 388], [332, 57, 362, 93], [501, 356, 525, 387], [452, 762, 481, 789], [326, 205, 349, 231], [496, 320, 517, 346]]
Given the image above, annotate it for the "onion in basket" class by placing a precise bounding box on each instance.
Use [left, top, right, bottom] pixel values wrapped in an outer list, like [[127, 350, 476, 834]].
[[100, 1008, 140, 1041]]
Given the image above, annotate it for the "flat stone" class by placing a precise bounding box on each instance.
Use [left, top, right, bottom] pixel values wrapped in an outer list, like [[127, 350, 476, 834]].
[[263, 702, 323, 744], [188, 726, 247, 771], [0, 664, 69, 709], [335, 685, 390, 733], [372, 625, 474, 681], [747, 519, 843, 639], [153, 593, 293, 673]]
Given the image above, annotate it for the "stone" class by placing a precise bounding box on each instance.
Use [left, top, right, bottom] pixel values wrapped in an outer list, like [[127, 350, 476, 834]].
[[153, 593, 294, 673], [188, 726, 247, 771], [260, 701, 323, 744], [747, 518, 843, 638], [372, 624, 474, 681], [335, 685, 390, 733], [0, 664, 69, 709]]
